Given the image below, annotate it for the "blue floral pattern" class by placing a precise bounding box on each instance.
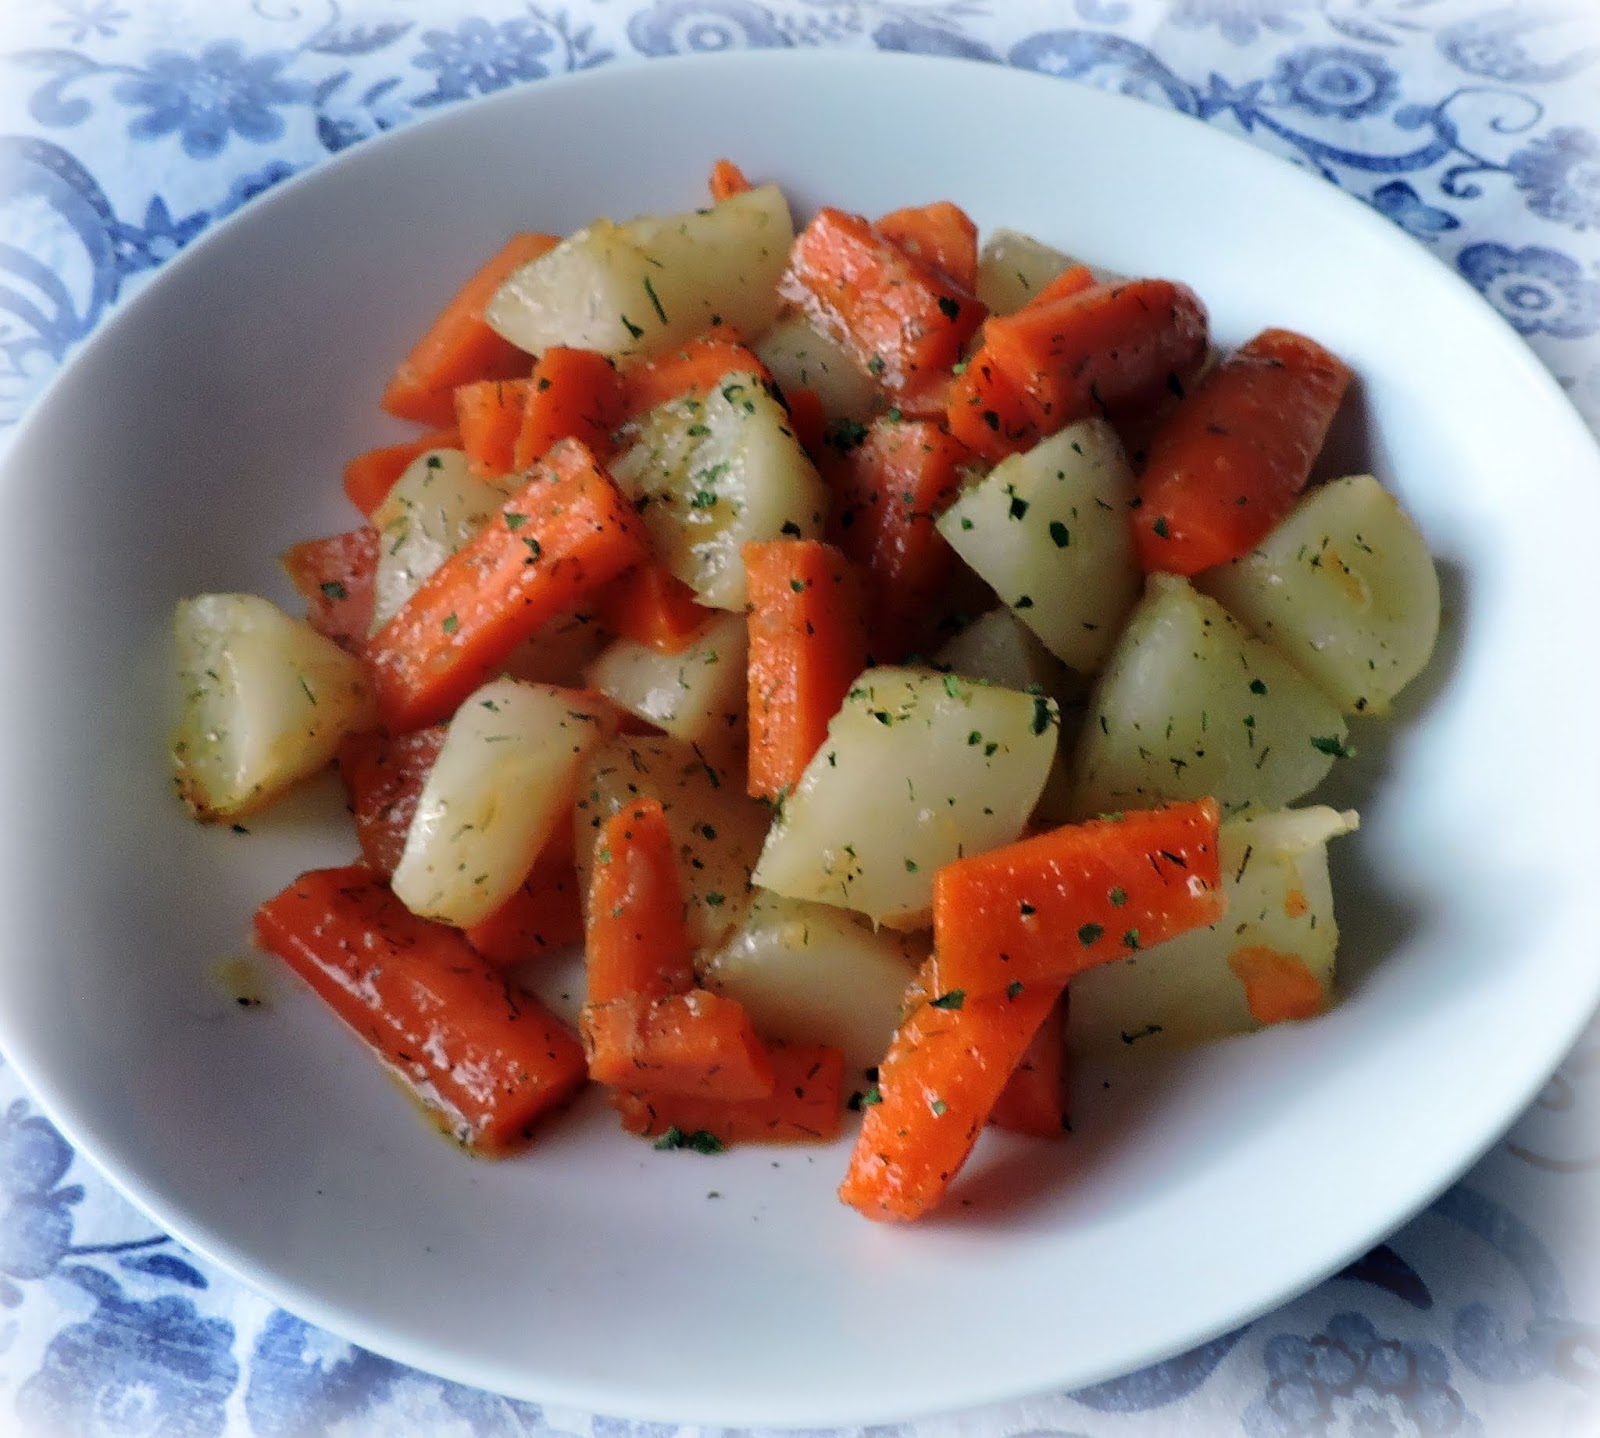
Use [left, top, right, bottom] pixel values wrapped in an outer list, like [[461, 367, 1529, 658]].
[[0, 2, 1598, 1433]]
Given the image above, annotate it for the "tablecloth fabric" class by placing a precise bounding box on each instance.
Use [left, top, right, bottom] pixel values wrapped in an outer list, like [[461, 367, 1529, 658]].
[[0, 1, 1597, 1434]]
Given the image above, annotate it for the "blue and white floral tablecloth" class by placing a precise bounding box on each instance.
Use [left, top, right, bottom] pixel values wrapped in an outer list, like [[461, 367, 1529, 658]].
[[2, 2, 1598, 1434]]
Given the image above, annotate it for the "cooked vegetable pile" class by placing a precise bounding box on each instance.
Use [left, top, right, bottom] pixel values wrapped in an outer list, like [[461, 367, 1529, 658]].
[[171, 160, 1440, 1222]]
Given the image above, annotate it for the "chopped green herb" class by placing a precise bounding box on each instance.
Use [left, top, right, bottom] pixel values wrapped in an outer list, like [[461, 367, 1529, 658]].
[[1108, 886, 1127, 907], [1078, 922, 1104, 946], [1310, 735, 1356, 758], [318, 581, 348, 601], [1048, 520, 1071, 548], [441, 613, 459, 635], [1152, 516, 1171, 539], [504, 512, 529, 531], [643, 275, 667, 324], [1249, 678, 1268, 695], [621, 315, 645, 340], [1006, 979, 1024, 1000], [937, 296, 961, 321], [930, 1097, 949, 1116], [928, 989, 966, 1010], [1008, 494, 1030, 521]]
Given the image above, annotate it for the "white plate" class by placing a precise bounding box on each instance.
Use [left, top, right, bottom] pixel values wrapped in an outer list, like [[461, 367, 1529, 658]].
[[1, 49, 1598, 1426]]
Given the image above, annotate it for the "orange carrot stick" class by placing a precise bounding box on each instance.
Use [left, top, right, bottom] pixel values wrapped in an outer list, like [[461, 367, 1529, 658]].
[[584, 800, 696, 1005], [255, 866, 587, 1154], [281, 527, 378, 653], [464, 849, 585, 965], [981, 278, 1208, 433], [709, 158, 753, 202], [875, 200, 979, 292], [455, 377, 533, 478], [343, 428, 462, 516], [334, 726, 448, 877], [779, 207, 986, 395], [366, 438, 648, 732], [944, 265, 1096, 460], [838, 960, 1060, 1222], [380, 232, 557, 427], [781, 384, 829, 458], [618, 332, 769, 420], [513, 346, 624, 471], [743, 539, 869, 802], [594, 561, 714, 655], [931, 799, 1226, 998], [1135, 328, 1353, 576], [611, 1043, 844, 1146], [581, 990, 775, 1100], [988, 992, 1069, 1138], [824, 416, 971, 660]]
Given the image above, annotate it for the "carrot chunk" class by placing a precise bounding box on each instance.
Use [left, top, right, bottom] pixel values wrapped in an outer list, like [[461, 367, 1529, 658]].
[[595, 561, 715, 655], [581, 991, 775, 1101], [838, 961, 1059, 1222], [875, 200, 979, 292], [380, 233, 557, 426], [824, 416, 971, 659], [335, 726, 447, 876], [931, 799, 1226, 998], [584, 800, 696, 1005], [709, 158, 753, 202], [612, 1043, 844, 1146], [779, 207, 985, 395], [255, 866, 586, 1154], [514, 346, 624, 471], [281, 527, 378, 652], [366, 438, 648, 732], [1135, 328, 1353, 575], [743, 539, 869, 802], [455, 377, 533, 478]]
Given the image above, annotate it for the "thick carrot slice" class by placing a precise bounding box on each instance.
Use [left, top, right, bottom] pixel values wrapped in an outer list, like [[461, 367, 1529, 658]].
[[944, 265, 1096, 460], [981, 278, 1208, 432], [255, 866, 587, 1154], [778, 207, 985, 395], [825, 417, 971, 660], [380, 232, 557, 427], [875, 201, 979, 292], [988, 992, 1068, 1138], [1227, 945, 1328, 1024], [584, 800, 696, 1005], [335, 726, 448, 877], [343, 428, 462, 517], [580, 991, 775, 1100], [743, 539, 869, 801], [944, 353, 1038, 460], [838, 960, 1060, 1222], [465, 849, 585, 965], [1135, 328, 1353, 575], [931, 799, 1226, 998], [618, 333, 769, 420], [281, 527, 378, 653], [612, 1043, 844, 1146], [594, 561, 714, 655], [366, 438, 648, 732], [709, 158, 752, 202], [514, 346, 624, 471], [456, 377, 533, 479]]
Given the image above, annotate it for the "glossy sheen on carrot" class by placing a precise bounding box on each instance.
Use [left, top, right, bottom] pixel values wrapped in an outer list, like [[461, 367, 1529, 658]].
[[281, 528, 378, 653], [380, 232, 557, 427], [779, 207, 986, 394], [981, 278, 1209, 433], [1135, 327, 1354, 576], [743, 539, 869, 802], [366, 438, 647, 732], [931, 799, 1226, 997], [838, 961, 1061, 1222], [611, 1043, 845, 1146], [335, 726, 448, 877], [584, 800, 696, 1006], [254, 866, 587, 1154]]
